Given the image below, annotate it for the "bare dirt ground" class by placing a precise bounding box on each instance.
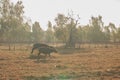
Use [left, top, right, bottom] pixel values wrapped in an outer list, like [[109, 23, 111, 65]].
[[0, 46, 120, 80]]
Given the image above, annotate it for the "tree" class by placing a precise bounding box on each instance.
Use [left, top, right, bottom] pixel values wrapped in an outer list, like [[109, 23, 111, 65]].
[[54, 13, 80, 48], [32, 21, 44, 43], [66, 13, 80, 48], [108, 22, 117, 42], [45, 21, 54, 43], [103, 25, 111, 42], [0, 0, 30, 50], [0, 0, 11, 39], [116, 27, 120, 42], [54, 14, 69, 43], [89, 15, 104, 43]]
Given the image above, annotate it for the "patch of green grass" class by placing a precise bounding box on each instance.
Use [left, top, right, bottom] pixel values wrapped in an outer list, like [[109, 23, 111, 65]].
[[55, 73, 72, 80], [23, 75, 53, 80], [22, 71, 112, 80]]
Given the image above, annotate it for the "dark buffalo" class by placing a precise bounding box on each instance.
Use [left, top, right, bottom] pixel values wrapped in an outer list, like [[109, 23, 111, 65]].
[[31, 43, 49, 54], [37, 46, 57, 58]]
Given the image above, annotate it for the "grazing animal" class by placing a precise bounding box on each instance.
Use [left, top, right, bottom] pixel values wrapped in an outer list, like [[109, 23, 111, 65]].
[[38, 46, 57, 58], [31, 43, 49, 54]]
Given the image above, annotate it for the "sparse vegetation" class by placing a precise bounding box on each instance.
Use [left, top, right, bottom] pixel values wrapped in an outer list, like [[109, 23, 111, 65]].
[[0, 0, 120, 80], [0, 45, 120, 80]]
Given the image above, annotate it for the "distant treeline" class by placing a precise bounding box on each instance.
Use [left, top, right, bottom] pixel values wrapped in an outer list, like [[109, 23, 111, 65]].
[[0, 0, 120, 48]]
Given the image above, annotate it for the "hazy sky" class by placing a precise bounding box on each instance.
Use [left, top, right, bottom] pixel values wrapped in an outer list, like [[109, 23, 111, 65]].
[[11, 0, 120, 30]]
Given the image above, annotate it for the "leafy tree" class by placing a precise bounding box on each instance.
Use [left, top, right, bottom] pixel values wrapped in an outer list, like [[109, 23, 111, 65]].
[[77, 26, 83, 43], [108, 22, 117, 42], [80, 25, 91, 43], [66, 14, 80, 48], [103, 25, 111, 42], [0, 0, 30, 50], [54, 14, 69, 43], [116, 27, 120, 42], [45, 21, 54, 43], [32, 21, 44, 43], [54, 13, 80, 48], [89, 15, 104, 43]]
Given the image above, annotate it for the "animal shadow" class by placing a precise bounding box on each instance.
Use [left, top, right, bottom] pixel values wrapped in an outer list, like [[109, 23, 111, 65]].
[[29, 54, 53, 63]]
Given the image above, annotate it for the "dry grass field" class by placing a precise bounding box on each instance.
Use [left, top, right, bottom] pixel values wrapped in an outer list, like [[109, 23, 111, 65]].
[[0, 45, 120, 80]]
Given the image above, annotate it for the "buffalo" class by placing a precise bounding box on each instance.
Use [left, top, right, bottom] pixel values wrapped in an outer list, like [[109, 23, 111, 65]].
[[31, 43, 49, 54], [37, 46, 57, 58]]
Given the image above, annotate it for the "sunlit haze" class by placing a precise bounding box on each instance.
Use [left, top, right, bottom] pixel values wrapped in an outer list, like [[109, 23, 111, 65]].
[[11, 0, 120, 30]]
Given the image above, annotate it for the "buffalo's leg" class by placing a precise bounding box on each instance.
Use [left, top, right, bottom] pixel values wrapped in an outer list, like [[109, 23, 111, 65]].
[[36, 52, 40, 62], [31, 47, 36, 54], [38, 52, 40, 56], [48, 53, 51, 57], [31, 48, 34, 54]]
